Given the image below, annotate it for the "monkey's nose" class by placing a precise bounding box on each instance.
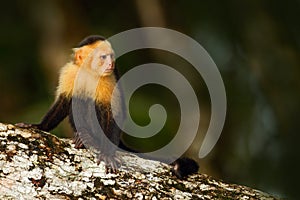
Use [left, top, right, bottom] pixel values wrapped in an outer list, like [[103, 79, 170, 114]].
[[108, 63, 115, 70], [107, 62, 114, 70]]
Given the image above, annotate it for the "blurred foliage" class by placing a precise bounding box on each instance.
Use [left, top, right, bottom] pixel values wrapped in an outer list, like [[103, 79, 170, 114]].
[[0, 0, 299, 198]]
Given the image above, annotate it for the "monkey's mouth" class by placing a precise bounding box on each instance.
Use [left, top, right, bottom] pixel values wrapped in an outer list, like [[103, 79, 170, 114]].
[[102, 64, 115, 75], [105, 65, 114, 72], [105, 68, 114, 73]]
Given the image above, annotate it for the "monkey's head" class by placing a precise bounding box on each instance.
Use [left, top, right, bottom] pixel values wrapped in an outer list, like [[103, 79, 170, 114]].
[[73, 35, 115, 77]]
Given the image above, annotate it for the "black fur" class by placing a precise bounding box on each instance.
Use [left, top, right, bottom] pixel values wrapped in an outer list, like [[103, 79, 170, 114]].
[[68, 97, 122, 152], [76, 35, 106, 48], [37, 94, 71, 131], [171, 157, 199, 179], [17, 92, 199, 178]]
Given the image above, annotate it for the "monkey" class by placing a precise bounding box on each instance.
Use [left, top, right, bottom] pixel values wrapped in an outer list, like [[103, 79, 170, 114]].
[[16, 35, 123, 171], [16, 35, 199, 178]]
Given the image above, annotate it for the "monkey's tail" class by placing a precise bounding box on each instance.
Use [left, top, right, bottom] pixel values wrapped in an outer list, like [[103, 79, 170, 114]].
[[118, 140, 199, 179]]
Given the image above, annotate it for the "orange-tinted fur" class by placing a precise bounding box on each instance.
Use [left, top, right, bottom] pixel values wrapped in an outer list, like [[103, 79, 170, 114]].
[[95, 76, 117, 104], [56, 40, 118, 105]]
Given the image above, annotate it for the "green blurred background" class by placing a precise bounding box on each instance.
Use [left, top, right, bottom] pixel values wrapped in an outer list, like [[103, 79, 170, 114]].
[[0, 0, 299, 198]]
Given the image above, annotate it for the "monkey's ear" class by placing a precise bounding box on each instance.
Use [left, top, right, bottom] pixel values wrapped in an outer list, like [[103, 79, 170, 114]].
[[74, 49, 84, 66]]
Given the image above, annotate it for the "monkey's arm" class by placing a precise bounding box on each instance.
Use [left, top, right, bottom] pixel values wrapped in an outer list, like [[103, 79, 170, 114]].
[[16, 95, 71, 132]]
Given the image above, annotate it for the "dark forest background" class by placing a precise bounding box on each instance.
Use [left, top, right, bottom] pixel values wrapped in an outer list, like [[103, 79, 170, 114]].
[[0, 1, 299, 199]]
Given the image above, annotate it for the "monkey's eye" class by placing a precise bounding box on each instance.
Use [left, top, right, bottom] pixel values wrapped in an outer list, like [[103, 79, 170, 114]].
[[110, 53, 115, 60], [100, 55, 107, 60]]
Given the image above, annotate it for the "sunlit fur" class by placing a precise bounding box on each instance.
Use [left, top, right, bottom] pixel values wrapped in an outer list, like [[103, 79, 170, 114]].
[[56, 40, 119, 105]]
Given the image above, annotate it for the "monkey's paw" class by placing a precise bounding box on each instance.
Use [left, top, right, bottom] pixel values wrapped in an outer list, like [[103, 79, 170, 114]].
[[72, 132, 86, 149], [97, 154, 121, 173]]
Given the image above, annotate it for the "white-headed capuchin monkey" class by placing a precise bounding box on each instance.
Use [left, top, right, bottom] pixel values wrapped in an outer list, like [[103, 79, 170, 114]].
[[16, 35, 199, 178]]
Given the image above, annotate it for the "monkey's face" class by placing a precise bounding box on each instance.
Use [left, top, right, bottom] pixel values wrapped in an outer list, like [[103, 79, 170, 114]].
[[75, 40, 115, 77], [88, 41, 115, 77]]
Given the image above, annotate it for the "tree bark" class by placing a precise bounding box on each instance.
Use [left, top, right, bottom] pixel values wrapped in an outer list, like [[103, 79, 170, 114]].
[[0, 122, 278, 199]]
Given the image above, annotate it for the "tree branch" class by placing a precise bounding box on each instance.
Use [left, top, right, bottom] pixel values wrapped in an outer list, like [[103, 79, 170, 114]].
[[0, 123, 278, 199]]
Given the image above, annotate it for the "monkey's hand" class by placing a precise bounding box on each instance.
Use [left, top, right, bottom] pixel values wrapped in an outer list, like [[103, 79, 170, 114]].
[[15, 123, 40, 129], [73, 132, 86, 149], [73, 131, 121, 173], [97, 154, 121, 174]]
